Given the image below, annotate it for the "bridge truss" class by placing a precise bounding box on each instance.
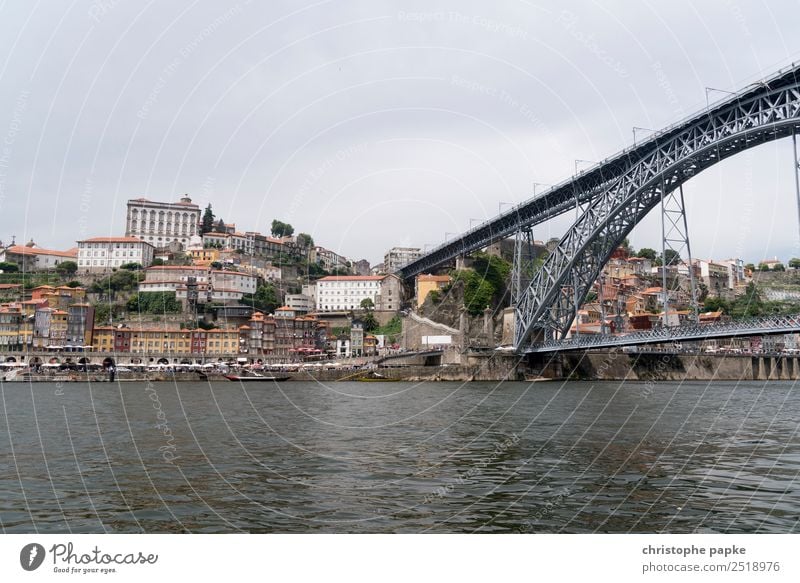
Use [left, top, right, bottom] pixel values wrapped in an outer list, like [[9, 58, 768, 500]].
[[398, 64, 800, 353]]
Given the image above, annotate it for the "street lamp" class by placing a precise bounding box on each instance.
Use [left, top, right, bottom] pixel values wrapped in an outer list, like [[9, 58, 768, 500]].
[[705, 86, 736, 108], [533, 182, 550, 196], [469, 218, 481, 228], [575, 159, 592, 174], [632, 126, 655, 145], [499, 201, 513, 214]]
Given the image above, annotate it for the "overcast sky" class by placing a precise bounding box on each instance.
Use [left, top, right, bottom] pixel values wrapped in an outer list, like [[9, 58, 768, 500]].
[[1, 0, 800, 265]]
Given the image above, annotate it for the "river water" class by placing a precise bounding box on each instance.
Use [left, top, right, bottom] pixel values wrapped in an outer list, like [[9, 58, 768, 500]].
[[0, 379, 798, 533]]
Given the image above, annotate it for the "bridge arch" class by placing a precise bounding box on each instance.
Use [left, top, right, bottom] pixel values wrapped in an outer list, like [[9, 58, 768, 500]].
[[515, 74, 800, 349]]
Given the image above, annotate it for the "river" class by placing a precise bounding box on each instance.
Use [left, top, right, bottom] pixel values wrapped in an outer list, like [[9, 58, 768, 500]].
[[1, 379, 798, 533]]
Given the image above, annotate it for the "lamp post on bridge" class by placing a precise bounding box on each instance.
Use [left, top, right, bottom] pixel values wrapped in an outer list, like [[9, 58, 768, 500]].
[[705, 86, 736, 108], [533, 182, 550, 196], [574, 159, 592, 175], [632, 126, 655, 145], [499, 201, 513, 214]]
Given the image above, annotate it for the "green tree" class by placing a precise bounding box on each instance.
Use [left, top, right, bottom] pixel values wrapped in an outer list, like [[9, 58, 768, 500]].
[[637, 248, 657, 261], [242, 283, 279, 314], [271, 220, 294, 237], [296, 233, 314, 248], [789, 258, 800, 269], [215, 218, 226, 233], [90, 269, 140, 294], [772, 263, 786, 271], [56, 260, 78, 275], [201, 204, 215, 234], [662, 249, 681, 266], [453, 269, 494, 316], [119, 262, 142, 270], [758, 263, 770, 271], [360, 298, 374, 311], [361, 312, 379, 332], [151, 257, 164, 266], [0, 261, 19, 273], [744, 263, 755, 271], [703, 296, 730, 313]]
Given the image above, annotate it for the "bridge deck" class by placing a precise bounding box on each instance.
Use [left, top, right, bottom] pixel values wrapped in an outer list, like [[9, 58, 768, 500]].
[[523, 314, 800, 353]]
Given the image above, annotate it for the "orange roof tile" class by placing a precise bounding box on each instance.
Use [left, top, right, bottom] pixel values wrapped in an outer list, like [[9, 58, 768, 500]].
[[78, 236, 149, 243], [318, 275, 384, 281]]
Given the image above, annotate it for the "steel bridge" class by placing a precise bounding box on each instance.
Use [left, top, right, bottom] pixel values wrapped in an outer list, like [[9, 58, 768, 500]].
[[398, 63, 800, 353], [525, 314, 800, 353]]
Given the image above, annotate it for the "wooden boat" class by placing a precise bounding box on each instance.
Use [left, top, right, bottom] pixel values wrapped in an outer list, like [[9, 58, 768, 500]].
[[223, 373, 290, 382]]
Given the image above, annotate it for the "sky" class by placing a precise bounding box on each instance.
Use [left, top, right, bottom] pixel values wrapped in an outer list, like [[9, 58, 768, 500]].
[[1, 0, 800, 266]]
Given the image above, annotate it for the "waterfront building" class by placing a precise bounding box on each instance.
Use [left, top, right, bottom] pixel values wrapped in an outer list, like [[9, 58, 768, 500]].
[[315, 274, 403, 312], [0, 241, 78, 271], [77, 236, 154, 272], [66, 303, 95, 348], [125, 195, 200, 249], [384, 247, 421, 273], [0, 305, 22, 350], [350, 320, 364, 357]]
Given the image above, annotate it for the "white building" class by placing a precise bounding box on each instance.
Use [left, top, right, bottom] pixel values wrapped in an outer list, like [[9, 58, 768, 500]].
[[125, 195, 201, 249], [77, 237, 154, 272], [315, 274, 402, 312], [384, 247, 421, 273], [285, 293, 314, 313], [0, 242, 77, 271]]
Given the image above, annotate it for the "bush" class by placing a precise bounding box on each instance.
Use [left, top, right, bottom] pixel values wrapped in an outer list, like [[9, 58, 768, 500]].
[[0, 261, 19, 273], [56, 261, 78, 275], [126, 291, 182, 314]]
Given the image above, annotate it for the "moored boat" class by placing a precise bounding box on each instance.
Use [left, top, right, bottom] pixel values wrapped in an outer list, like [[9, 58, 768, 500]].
[[223, 373, 290, 382]]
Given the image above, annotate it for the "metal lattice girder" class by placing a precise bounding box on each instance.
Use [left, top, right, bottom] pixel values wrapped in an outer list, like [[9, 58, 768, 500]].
[[525, 313, 800, 353], [400, 64, 800, 281], [513, 72, 800, 350]]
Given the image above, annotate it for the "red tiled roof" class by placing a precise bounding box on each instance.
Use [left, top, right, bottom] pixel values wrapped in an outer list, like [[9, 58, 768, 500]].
[[78, 237, 149, 244], [317, 275, 384, 281], [5, 245, 77, 258]]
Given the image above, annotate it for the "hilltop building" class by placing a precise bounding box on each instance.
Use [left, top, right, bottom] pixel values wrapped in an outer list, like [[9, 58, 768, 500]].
[[125, 195, 200, 249]]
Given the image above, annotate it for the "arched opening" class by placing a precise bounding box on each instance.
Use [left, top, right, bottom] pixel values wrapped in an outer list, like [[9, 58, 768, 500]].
[[102, 357, 115, 369], [157, 357, 169, 365]]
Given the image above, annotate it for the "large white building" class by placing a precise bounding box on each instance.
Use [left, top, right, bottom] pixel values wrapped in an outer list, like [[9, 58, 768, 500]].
[[315, 274, 402, 312], [77, 237, 154, 272], [125, 195, 201, 249], [384, 247, 421, 273]]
